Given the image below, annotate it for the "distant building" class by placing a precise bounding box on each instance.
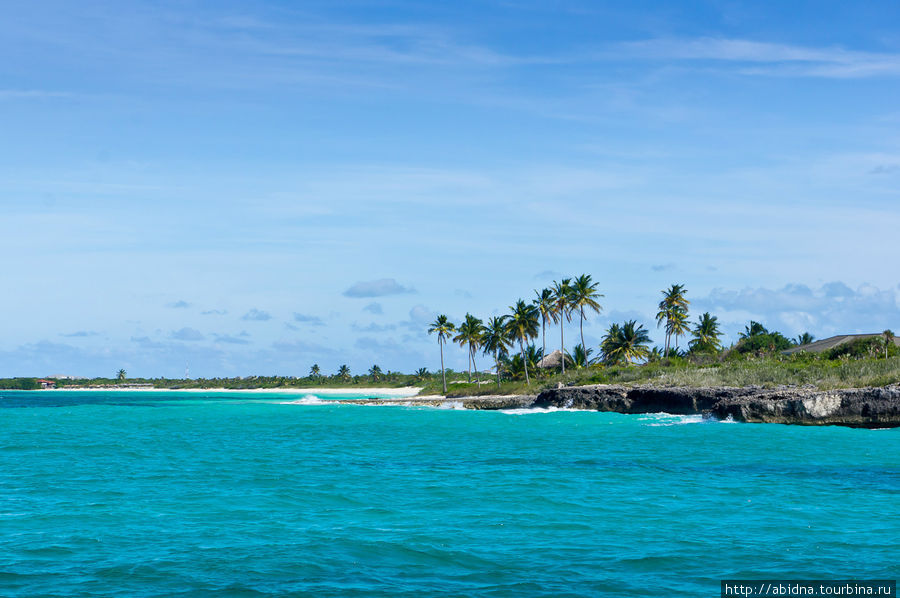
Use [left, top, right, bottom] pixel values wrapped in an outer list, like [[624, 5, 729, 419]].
[[783, 333, 900, 355], [37, 379, 57, 389]]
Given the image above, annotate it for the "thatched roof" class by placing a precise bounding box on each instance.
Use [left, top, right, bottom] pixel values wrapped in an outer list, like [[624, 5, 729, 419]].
[[538, 349, 565, 368], [783, 333, 900, 354]]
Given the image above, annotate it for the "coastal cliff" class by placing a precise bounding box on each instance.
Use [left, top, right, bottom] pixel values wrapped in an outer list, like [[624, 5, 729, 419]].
[[533, 384, 900, 428]]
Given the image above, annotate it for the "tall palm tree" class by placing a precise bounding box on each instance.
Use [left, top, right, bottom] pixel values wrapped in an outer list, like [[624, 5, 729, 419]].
[[453, 314, 484, 384], [506, 299, 540, 384], [368, 364, 383, 381], [793, 332, 815, 346], [117, 369, 126, 382], [533, 288, 557, 359], [883, 330, 895, 359], [428, 315, 455, 394], [551, 278, 572, 374], [569, 274, 604, 353], [656, 284, 689, 355], [337, 365, 351, 382], [309, 364, 321, 378], [689, 312, 723, 353], [482, 316, 510, 388]]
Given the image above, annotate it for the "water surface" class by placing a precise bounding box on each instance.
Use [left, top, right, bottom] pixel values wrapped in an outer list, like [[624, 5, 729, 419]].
[[1, 391, 897, 596]]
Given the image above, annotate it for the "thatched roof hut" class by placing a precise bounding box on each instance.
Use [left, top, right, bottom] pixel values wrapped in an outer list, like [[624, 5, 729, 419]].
[[538, 349, 565, 369]]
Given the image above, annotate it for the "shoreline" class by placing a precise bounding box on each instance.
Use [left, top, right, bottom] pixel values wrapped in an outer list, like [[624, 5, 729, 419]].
[[39, 386, 423, 397]]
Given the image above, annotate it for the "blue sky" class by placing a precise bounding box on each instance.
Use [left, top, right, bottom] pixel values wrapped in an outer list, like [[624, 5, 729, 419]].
[[3, 0, 899, 378]]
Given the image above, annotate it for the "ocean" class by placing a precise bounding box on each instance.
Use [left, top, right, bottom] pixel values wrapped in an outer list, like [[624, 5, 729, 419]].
[[1, 390, 897, 596]]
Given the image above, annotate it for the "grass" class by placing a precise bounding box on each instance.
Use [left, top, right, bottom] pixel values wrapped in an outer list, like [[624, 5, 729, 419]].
[[434, 355, 900, 397]]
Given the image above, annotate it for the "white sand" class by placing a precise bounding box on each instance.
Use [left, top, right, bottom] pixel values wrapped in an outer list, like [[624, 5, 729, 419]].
[[45, 386, 423, 397]]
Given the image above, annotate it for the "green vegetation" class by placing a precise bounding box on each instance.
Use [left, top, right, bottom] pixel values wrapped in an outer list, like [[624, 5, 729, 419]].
[[421, 275, 900, 396]]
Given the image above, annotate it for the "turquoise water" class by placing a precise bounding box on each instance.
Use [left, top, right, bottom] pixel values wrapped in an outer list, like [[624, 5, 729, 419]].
[[1, 391, 898, 597]]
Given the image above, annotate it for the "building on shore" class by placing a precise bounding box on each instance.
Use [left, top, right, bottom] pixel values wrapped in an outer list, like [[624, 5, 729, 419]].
[[37, 379, 57, 389], [784, 333, 900, 355]]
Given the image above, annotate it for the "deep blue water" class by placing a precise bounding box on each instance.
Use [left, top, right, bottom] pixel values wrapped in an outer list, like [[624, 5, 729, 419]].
[[1, 391, 898, 597]]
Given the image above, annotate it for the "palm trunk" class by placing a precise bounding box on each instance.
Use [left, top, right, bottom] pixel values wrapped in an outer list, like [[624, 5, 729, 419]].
[[466, 346, 471, 383], [541, 316, 546, 359], [495, 349, 501, 387], [472, 345, 480, 384], [440, 338, 447, 394], [580, 307, 585, 353], [520, 337, 529, 384], [560, 314, 566, 375], [664, 318, 671, 356]]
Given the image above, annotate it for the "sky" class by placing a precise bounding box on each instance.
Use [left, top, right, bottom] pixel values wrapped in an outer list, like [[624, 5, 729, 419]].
[[2, 0, 900, 378]]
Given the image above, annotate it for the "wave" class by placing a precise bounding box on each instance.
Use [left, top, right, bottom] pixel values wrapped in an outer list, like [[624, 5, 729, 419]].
[[639, 412, 737, 426], [498, 407, 591, 415], [278, 395, 328, 405]]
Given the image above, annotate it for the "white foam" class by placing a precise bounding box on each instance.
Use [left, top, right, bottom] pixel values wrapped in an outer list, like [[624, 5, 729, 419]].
[[498, 406, 589, 415], [278, 395, 328, 405], [436, 400, 465, 410], [640, 413, 706, 426]]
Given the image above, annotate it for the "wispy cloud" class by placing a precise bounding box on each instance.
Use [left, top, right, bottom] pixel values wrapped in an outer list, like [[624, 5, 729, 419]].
[[166, 300, 192, 309], [362, 302, 383, 315], [201, 309, 227, 316], [213, 333, 251, 345], [0, 89, 77, 100], [292, 312, 324, 326], [241, 308, 273, 321], [613, 38, 900, 78], [343, 278, 416, 298], [170, 327, 205, 341]]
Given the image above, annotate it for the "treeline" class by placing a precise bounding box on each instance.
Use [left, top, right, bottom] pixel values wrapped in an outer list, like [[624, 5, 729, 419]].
[[426, 276, 898, 393]]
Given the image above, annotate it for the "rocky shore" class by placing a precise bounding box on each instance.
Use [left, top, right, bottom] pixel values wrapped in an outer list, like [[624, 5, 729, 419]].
[[533, 384, 900, 428], [343, 385, 900, 427]]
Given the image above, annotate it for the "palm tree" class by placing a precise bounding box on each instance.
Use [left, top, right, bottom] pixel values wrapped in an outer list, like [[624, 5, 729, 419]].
[[453, 314, 484, 384], [414, 367, 429, 382], [368, 364, 383, 381], [689, 312, 722, 353], [883, 330, 895, 359], [506, 299, 540, 384], [504, 345, 543, 381], [570, 343, 594, 368], [793, 332, 815, 346], [665, 307, 690, 351], [337, 365, 351, 382], [740, 321, 769, 339], [569, 274, 604, 353], [551, 278, 573, 374], [602, 321, 651, 365], [482, 316, 510, 388], [468, 315, 486, 385], [656, 284, 689, 355], [428, 315, 455, 394], [533, 288, 557, 359], [309, 364, 321, 378], [601, 323, 623, 365], [117, 369, 126, 382]]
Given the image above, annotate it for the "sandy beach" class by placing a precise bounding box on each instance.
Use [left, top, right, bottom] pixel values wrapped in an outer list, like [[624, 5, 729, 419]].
[[43, 386, 423, 396]]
